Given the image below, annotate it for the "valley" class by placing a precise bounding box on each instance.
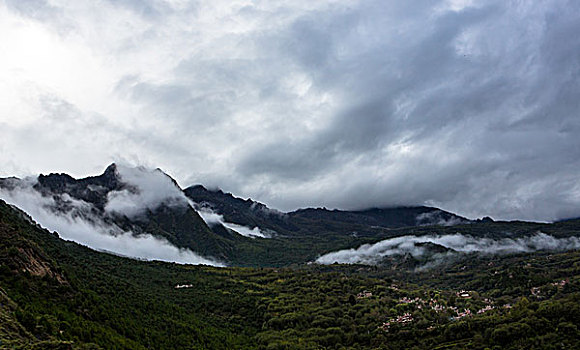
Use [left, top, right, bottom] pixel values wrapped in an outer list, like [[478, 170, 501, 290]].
[[1, 197, 580, 349], [1, 166, 580, 349], [2, 1, 578, 348]]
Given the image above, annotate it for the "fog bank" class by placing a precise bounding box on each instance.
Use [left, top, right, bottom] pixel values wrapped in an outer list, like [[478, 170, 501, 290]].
[[0, 181, 224, 266], [316, 232, 580, 266]]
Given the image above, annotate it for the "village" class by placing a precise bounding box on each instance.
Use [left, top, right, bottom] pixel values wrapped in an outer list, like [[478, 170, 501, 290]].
[[368, 277, 572, 333], [354, 284, 542, 334]]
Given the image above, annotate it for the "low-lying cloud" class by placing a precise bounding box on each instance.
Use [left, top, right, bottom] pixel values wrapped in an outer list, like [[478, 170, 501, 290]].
[[0, 180, 223, 266], [416, 212, 467, 227], [105, 164, 188, 218], [316, 233, 580, 266], [191, 201, 271, 238]]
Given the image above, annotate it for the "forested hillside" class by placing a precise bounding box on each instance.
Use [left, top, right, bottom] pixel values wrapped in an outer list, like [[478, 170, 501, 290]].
[[2, 200, 580, 349]]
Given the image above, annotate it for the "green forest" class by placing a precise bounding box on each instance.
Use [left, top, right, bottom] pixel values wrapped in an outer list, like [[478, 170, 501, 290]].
[[1, 200, 580, 349]]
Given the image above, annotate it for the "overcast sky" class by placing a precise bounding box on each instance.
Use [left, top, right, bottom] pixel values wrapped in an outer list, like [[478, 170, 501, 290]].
[[1, 0, 579, 221]]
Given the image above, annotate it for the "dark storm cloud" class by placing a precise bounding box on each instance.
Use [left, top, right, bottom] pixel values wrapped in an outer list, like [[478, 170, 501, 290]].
[[236, 3, 498, 178], [229, 0, 580, 220], [1, 0, 580, 221]]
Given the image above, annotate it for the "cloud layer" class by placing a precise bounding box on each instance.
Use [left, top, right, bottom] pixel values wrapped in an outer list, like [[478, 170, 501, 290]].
[[0, 178, 223, 266], [105, 164, 188, 217], [315, 232, 580, 266], [1, 1, 580, 221], [191, 201, 271, 238]]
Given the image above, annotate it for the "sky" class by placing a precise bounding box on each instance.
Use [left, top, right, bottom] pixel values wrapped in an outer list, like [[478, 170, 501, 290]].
[[1, 0, 580, 222]]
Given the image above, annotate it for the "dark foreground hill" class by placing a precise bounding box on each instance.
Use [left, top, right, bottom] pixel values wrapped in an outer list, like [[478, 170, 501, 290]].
[[2, 199, 580, 349]]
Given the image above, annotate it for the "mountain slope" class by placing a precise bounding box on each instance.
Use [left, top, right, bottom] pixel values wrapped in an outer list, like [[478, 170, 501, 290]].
[[0, 199, 258, 349], [6, 164, 580, 269], [1, 165, 471, 267], [184, 185, 297, 234], [1, 164, 236, 262], [184, 185, 471, 239], [2, 199, 580, 349]]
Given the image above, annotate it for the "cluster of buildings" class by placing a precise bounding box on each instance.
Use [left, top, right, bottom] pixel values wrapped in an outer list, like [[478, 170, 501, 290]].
[[449, 307, 472, 320], [398, 296, 422, 304], [396, 296, 444, 311], [357, 290, 373, 298], [551, 279, 569, 287], [374, 287, 515, 332], [430, 303, 446, 313], [530, 279, 569, 299], [379, 313, 414, 332], [477, 305, 494, 314], [530, 286, 542, 298], [456, 290, 472, 299]]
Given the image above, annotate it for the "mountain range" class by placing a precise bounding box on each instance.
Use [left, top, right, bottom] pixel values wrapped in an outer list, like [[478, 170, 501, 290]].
[[1, 194, 580, 349], [0, 164, 476, 266], [2, 164, 580, 269], [2, 164, 580, 349]]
